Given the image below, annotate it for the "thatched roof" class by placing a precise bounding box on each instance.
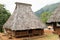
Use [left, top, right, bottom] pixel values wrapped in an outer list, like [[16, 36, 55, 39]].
[[47, 6, 60, 23], [3, 2, 46, 30]]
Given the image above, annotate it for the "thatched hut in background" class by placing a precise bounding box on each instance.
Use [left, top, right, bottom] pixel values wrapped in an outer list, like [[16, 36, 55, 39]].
[[3, 2, 46, 38], [46, 6, 60, 37]]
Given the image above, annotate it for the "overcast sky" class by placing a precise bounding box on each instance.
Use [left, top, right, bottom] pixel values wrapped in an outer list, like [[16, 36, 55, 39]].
[[0, 0, 60, 13]]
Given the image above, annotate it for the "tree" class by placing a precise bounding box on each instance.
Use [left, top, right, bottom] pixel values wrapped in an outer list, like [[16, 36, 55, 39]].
[[40, 12, 51, 23], [0, 4, 11, 32]]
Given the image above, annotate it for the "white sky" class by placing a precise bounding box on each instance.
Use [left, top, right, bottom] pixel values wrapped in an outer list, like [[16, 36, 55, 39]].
[[0, 0, 60, 13]]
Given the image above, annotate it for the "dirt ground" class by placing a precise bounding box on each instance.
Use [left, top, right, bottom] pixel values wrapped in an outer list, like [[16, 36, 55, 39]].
[[0, 30, 59, 40]]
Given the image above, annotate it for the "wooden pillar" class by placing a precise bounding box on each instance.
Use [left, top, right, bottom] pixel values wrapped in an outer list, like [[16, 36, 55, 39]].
[[3, 28, 7, 34], [12, 31, 15, 37], [53, 22, 57, 31], [41, 29, 44, 35], [59, 35, 60, 40], [26, 30, 31, 40]]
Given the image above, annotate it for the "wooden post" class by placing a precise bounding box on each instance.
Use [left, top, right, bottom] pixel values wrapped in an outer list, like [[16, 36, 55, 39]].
[[26, 30, 31, 40], [59, 35, 60, 40], [28, 30, 31, 40], [3, 28, 7, 36], [53, 22, 57, 31]]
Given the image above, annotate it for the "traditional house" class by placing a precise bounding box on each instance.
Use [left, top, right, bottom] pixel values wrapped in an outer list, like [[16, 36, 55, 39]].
[[3, 2, 46, 38], [46, 6, 60, 37]]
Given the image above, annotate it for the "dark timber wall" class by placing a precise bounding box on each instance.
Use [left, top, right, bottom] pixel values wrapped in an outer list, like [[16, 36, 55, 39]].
[[52, 22, 60, 35], [5, 29, 44, 38]]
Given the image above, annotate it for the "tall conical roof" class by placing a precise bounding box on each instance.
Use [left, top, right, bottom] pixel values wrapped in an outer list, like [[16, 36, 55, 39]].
[[3, 2, 46, 30], [47, 5, 60, 23]]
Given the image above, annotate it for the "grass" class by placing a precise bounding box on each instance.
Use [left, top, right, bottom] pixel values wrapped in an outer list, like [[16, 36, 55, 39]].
[[25, 34, 58, 40], [22, 34, 58, 40]]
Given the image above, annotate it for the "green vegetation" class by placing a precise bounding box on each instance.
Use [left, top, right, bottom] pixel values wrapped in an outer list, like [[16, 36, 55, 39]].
[[0, 4, 11, 32], [35, 2, 60, 22], [40, 12, 51, 23]]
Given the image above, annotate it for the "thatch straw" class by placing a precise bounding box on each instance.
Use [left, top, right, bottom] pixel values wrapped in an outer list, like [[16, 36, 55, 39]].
[[3, 2, 46, 30], [47, 6, 60, 23]]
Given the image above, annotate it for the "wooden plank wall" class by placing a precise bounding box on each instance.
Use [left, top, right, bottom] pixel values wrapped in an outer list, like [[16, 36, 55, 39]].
[[5, 29, 44, 37]]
